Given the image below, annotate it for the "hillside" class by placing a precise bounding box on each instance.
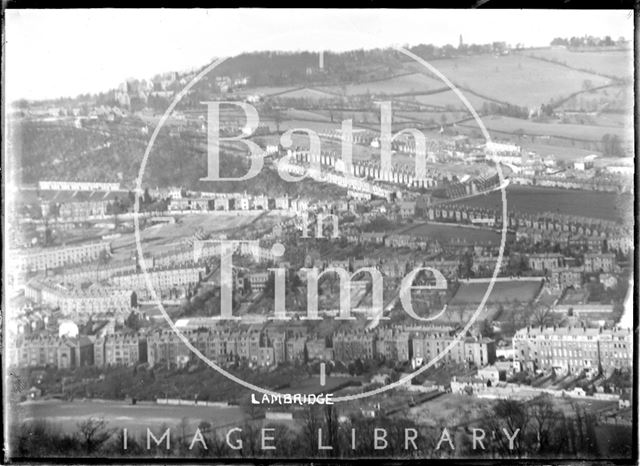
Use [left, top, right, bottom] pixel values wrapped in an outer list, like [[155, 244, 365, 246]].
[[11, 44, 633, 190], [524, 47, 633, 80], [209, 49, 627, 111]]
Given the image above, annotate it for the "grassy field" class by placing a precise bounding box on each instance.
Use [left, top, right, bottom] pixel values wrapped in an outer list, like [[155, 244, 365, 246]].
[[449, 185, 631, 222], [320, 72, 442, 96], [239, 85, 299, 96], [450, 279, 543, 305], [409, 90, 491, 111], [557, 83, 632, 112], [407, 54, 612, 108], [588, 112, 633, 128], [460, 115, 629, 142], [282, 108, 333, 122], [395, 110, 468, 124], [525, 48, 633, 79], [273, 87, 340, 101], [15, 399, 246, 436]]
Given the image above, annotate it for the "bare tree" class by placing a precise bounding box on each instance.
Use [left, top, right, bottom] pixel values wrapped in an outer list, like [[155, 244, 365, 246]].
[[530, 303, 563, 328], [76, 417, 114, 454], [176, 417, 190, 454], [480, 399, 530, 457], [301, 405, 323, 456], [527, 394, 563, 453]]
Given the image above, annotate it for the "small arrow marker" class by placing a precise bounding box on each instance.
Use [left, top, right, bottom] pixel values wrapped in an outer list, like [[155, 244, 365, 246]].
[[320, 363, 326, 386]]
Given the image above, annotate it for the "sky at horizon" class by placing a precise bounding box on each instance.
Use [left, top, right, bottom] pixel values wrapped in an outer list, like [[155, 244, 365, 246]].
[[5, 9, 634, 101]]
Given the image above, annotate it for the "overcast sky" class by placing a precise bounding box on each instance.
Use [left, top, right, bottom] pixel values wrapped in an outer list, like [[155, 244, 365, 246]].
[[5, 9, 634, 101]]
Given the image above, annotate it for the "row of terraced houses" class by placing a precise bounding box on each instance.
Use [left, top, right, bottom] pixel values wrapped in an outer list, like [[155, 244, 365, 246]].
[[10, 325, 496, 370]]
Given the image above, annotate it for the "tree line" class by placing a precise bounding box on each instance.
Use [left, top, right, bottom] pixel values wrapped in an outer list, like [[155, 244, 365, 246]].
[[8, 394, 630, 459]]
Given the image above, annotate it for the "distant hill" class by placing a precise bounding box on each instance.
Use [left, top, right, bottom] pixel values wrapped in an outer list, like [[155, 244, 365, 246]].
[[186, 47, 627, 111]]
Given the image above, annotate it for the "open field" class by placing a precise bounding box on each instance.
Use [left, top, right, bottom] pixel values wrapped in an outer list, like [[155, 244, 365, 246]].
[[272, 87, 340, 101], [450, 279, 543, 306], [409, 90, 491, 110], [449, 185, 631, 222], [282, 108, 333, 122], [313, 109, 381, 125], [240, 85, 298, 96], [293, 108, 467, 130], [395, 110, 468, 124], [460, 115, 630, 142], [525, 48, 633, 79], [557, 83, 632, 112], [588, 112, 633, 128], [401, 223, 502, 245], [407, 54, 612, 108], [14, 399, 246, 436], [264, 118, 356, 134], [320, 72, 442, 96]]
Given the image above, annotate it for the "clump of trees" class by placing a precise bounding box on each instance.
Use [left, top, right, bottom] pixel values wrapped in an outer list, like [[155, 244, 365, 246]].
[[10, 417, 115, 457], [480, 101, 529, 119], [471, 395, 609, 457], [550, 36, 621, 48], [601, 133, 625, 157]]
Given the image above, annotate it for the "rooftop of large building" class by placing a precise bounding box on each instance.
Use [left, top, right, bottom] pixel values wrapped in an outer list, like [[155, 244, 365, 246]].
[[19, 188, 127, 205], [514, 325, 631, 338]]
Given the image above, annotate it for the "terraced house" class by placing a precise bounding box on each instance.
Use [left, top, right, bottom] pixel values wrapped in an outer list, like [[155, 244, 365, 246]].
[[109, 265, 205, 297], [25, 280, 136, 323], [582, 252, 616, 273], [94, 332, 147, 366], [410, 326, 496, 368], [332, 330, 376, 361], [513, 326, 632, 376], [11, 335, 94, 369], [375, 328, 411, 361], [15, 241, 111, 273]]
